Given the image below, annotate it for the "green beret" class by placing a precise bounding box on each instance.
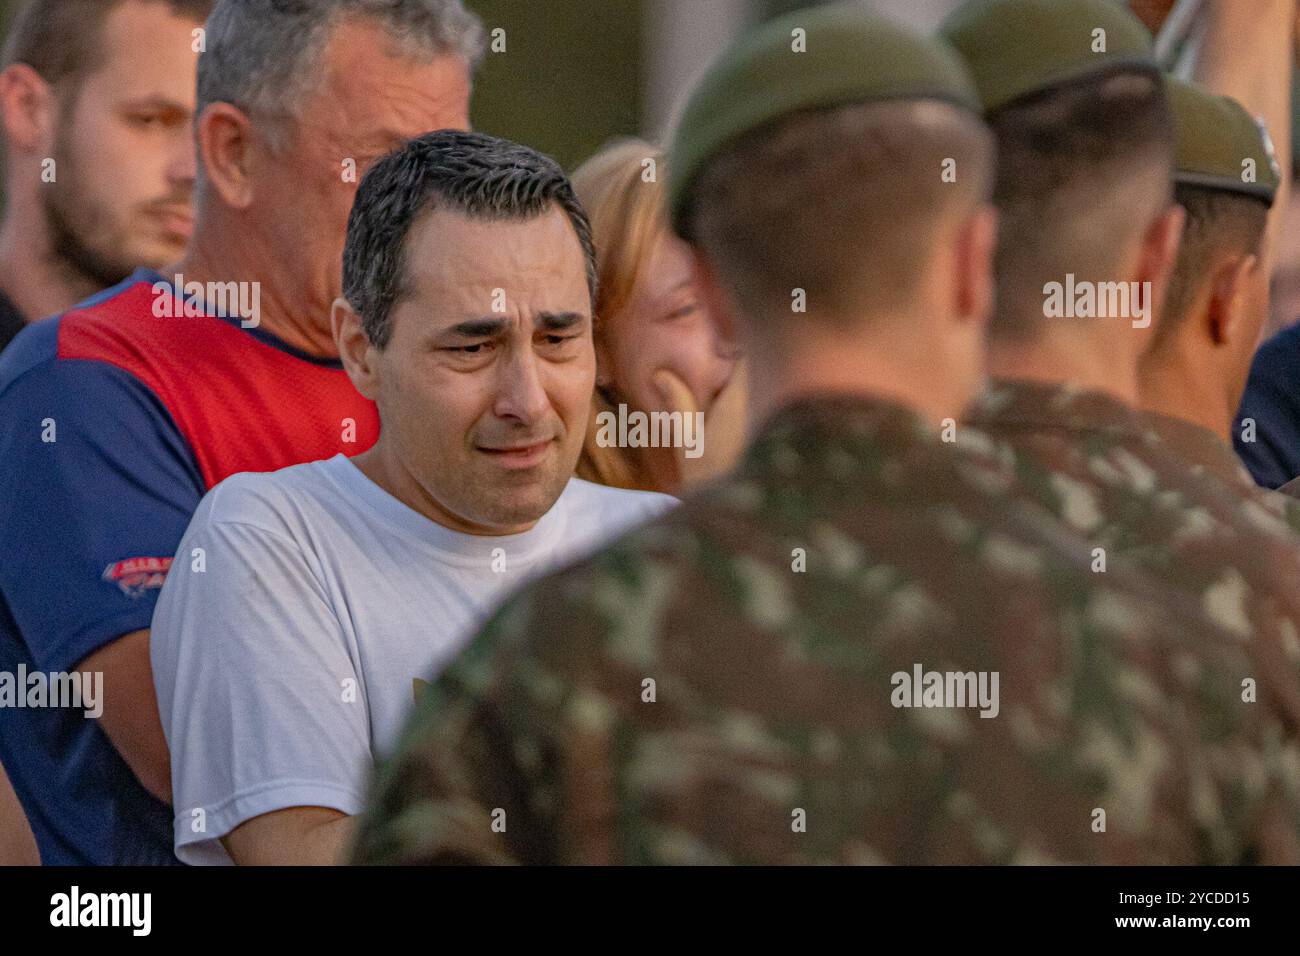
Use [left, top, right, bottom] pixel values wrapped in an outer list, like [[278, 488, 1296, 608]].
[[941, 0, 1158, 113], [1168, 76, 1279, 205], [667, 5, 981, 240]]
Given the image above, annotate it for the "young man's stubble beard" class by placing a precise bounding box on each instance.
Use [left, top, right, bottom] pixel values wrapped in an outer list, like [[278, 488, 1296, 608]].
[[41, 104, 190, 291]]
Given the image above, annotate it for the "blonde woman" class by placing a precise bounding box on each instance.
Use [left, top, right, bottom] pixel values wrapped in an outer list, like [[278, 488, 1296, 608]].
[[571, 139, 747, 494]]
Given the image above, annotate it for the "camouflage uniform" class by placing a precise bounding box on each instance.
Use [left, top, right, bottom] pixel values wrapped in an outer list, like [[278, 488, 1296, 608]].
[[1139, 77, 1296, 529], [1146, 410, 1300, 535], [353, 396, 1300, 865], [1145, 410, 1265, 490], [968, 380, 1300, 676]]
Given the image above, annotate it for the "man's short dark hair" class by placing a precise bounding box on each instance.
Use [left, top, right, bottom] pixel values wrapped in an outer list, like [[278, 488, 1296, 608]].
[[686, 98, 995, 329], [1157, 184, 1269, 344], [987, 69, 1175, 341], [2, 0, 213, 94], [343, 129, 597, 348]]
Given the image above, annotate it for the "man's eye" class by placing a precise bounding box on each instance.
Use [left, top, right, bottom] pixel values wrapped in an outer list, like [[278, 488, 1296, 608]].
[[665, 303, 699, 321], [446, 342, 492, 355], [128, 110, 185, 130], [544, 334, 580, 346]]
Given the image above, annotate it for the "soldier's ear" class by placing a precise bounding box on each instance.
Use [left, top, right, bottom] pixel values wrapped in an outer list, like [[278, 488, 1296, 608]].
[[1136, 204, 1186, 326], [952, 202, 998, 330], [1207, 253, 1258, 347]]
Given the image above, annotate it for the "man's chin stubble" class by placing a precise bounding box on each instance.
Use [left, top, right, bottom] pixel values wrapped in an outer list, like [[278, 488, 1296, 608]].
[[43, 198, 136, 292]]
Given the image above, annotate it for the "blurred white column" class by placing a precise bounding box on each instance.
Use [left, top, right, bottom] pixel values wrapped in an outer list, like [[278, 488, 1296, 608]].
[[871, 0, 964, 32], [642, 0, 754, 143]]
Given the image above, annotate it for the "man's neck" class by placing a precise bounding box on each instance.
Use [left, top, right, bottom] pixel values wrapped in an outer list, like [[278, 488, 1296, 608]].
[[987, 326, 1141, 407], [351, 437, 540, 537], [0, 204, 102, 321], [174, 220, 338, 358], [1137, 344, 1231, 443]]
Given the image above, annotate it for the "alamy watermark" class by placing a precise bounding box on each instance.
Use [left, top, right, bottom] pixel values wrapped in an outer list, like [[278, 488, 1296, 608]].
[[50, 886, 150, 936], [152, 273, 261, 328], [891, 664, 999, 718], [1043, 274, 1152, 329], [595, 403, 704, 459], [0, 665, 102, 718]]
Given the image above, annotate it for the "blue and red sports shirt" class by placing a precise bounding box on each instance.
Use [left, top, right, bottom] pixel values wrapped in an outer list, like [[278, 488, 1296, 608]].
[[0, 269, 379, 864]]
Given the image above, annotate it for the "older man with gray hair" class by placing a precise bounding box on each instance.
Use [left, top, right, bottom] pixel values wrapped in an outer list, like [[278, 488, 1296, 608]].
[[0, 0, 482, 865]]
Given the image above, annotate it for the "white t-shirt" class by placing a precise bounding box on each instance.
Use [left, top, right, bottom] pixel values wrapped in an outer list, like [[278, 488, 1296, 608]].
[[150, 453, 675, 865]]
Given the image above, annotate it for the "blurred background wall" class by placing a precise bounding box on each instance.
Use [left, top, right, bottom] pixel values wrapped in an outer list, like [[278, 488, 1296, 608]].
[[0, 0, 973, 174], [455, 0, 965, 170], [0, 0, 960, 209], [0, 0, 1285, 175]]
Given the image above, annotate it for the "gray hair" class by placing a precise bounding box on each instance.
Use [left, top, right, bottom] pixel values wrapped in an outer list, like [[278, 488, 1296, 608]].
[[197, 0, 484, 151]]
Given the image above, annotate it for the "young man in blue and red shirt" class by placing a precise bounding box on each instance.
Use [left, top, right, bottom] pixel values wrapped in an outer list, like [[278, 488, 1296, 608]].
[[0, 0, 482, 864]]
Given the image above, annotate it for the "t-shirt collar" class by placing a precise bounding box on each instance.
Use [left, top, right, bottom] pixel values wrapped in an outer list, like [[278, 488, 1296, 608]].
[[320, 453, 571, 566]]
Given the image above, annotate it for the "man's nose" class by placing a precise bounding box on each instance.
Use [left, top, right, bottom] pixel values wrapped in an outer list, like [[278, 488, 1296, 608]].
[[493, 347, 551, 425]]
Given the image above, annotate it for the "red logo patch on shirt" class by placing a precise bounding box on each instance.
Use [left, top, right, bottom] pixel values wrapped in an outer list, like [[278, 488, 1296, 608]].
[[102, 557, 173, 597]]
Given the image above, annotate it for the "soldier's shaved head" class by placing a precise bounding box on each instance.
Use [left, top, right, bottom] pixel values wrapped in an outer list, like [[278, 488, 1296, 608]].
[[986, 70, 1175, 341], [688, 99, 994, 331], [1157, 187, 1269, 346]]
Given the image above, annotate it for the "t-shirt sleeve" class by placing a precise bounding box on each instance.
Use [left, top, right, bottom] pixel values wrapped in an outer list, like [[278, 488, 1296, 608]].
[[150, 482, 371, 865], [0, 357, 205, 672]]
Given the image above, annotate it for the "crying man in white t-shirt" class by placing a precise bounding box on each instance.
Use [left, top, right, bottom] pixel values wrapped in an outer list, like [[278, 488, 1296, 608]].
[[149, 131, 677, 866]]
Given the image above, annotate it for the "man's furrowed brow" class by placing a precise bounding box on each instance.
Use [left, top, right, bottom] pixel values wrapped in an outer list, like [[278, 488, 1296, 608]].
[[450, 317, 509, 337], [537, 311, 586, 330]]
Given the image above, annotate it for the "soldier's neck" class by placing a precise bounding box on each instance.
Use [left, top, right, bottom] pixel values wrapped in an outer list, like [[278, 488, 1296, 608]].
[[987, 330, 1140, 407], [1137, 344, 1232, 444], [751, 339, 974, 430]]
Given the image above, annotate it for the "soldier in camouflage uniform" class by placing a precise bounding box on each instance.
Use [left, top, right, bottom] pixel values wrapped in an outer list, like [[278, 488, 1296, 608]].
[[352, 7, 1300, 865], [1131, 22, 1299, 528], [947, 2, 1300, 643]]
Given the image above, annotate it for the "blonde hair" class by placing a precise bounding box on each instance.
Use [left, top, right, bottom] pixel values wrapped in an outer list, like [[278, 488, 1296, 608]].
[[571, 138, 671, 491]]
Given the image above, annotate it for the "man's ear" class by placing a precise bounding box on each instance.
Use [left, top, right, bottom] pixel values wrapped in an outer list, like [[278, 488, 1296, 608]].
[[952, 202, 999, 328], [332, 297, 379, 400], [1207, 253, 1258, 347], [1136, 204, 1186, 325], [0, 64, 56, 156], [195, 102, 260, 209]]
